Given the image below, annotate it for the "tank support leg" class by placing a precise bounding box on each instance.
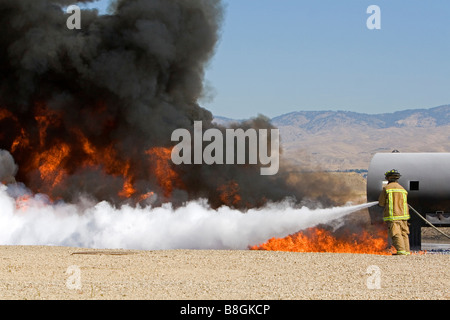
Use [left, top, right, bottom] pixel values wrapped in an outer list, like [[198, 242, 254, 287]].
[[409, 223, 421, 251]]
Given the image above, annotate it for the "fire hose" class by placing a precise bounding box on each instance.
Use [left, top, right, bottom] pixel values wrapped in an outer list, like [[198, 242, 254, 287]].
[[408, 204, 450, 240]]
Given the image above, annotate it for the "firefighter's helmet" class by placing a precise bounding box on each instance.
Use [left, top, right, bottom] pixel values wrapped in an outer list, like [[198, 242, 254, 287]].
[[385, 169, 401, 180]]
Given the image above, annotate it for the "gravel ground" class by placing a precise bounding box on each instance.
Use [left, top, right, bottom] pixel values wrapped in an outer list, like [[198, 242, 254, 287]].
[[0, 246, 448, 300]]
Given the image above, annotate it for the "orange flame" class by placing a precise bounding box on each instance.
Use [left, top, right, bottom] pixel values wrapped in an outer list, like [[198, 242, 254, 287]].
[[250, 226, 393, 255], [73, 128, 138, 198], [118, 163, 137, 198], [34, 102, 61, 148], [0, 108, 16, 121], [33, 143, 70, 192], [1, 103, 186, 203], [1, 102, 149, 200], [2, 101, 189, 204], [217, 180, 242, 207], [11, 128, 30, 153], [146, 147, 183, 198]]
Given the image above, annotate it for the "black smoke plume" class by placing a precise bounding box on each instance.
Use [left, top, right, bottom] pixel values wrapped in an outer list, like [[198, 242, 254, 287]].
[[0, 0, 354, 208]]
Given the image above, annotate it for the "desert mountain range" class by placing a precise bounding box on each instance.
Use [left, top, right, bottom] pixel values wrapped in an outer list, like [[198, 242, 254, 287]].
[[213, 105, 450, 171]]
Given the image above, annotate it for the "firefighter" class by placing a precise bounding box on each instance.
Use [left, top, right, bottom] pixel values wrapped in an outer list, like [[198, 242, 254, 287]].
[[378, 169, 411, 255]]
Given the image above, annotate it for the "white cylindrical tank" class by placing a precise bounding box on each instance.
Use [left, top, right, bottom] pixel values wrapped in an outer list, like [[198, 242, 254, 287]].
[[367, 152, 450, 249], [367, 152, 450, 208]]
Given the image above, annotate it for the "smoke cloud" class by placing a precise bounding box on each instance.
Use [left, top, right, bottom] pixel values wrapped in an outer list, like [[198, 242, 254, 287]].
[[0, 0, 357, 209], [0, 0, 225, 202]]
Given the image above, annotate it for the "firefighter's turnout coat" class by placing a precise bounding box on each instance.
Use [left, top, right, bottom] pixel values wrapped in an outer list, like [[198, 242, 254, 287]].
[[378, 181, 410, 222]]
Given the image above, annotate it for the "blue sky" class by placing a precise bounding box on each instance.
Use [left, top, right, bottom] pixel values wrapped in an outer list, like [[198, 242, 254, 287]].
[[81, 0, 450, 119]]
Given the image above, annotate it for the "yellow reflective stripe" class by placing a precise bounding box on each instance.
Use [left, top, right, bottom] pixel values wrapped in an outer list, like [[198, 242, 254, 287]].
[[403, 192, 408, 218], [384, 215, 410, 221], [383, 188, 410, 221], [388, 191, 394, 220], [386, 189, 408, 194]]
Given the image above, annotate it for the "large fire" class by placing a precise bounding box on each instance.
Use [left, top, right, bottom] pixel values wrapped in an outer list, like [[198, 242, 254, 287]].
[[0, 100, 291, 209], [1, 102, 394, 255], [1, 102, 408, 255], [250, 225, 394, 255], [1, 102, 183, 203]]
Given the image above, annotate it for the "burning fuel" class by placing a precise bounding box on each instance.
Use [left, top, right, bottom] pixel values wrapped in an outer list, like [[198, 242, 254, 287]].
[[251, 225, 390, 255]]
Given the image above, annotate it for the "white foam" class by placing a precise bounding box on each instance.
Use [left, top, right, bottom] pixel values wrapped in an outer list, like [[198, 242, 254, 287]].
[[0, 184, 377, 250]]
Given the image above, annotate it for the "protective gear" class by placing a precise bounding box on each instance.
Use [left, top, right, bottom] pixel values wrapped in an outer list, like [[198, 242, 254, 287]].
[[379, 181, 410, 221], [378, 180, 410, 255], [385, 169, 401, 180], [387, 220, 410, 254]]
